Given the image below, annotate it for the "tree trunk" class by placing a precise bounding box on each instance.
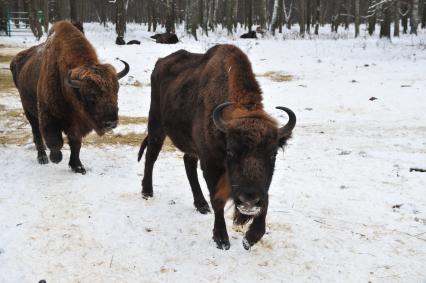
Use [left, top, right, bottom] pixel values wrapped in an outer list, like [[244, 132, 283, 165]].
[[411, 0, 419, 34], [270, 0, 279, 35], [115, 0, 126, 38], [258, 0, 266, 29], [380, 3, 391, 38], [314, 0, 320, 35], [43, 0, 49, 33], [225, 0, 233, 35], [401, 1, 409, 33], [368, 0, 377, 35], [306, 0, 311, 34], [354, 0, 360, 37], [422, 0, 426, 28], [165, 0, 175, 33], [70, 0, 78, 22], [394, 0, 400, 36], [247, 0, 253, 32], [345, 0, 351, 30], [26, 0, 43, 39], [298, 0, 306, 36]]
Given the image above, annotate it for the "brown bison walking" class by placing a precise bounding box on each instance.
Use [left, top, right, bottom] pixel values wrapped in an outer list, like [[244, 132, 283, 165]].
[[138, 44, 296, 250], [10, 21, 129, 174]]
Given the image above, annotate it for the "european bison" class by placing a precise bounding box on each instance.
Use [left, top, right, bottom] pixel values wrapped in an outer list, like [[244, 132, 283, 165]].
[[137, 44, 296, 250], [150, 33, 179, 44], [10, 21, 129, 174], [240, 31, 257, 39]]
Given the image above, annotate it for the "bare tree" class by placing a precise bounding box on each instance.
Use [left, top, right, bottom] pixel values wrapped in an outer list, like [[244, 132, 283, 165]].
[[298, 0, 306, 36], [353, 0, 360, 37], [26, 0, 43, 39], [115, 0, 126, 38], [394, 0, 400, 36], [314, 0, 321, 35], [411, 0, 419, 34]]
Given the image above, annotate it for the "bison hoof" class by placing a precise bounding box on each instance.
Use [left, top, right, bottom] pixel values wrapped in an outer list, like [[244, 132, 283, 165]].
[[141, 191, 153, 199], [37, 152, 49, 164], [242, 237, 252, 250], [70, 164, 86, 174], [213, 233, 230, 250], [49, 150, 62, 163], [195, 203, 211, 214]]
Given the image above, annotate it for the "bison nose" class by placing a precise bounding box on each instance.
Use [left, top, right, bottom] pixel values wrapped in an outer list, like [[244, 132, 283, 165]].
[[103, 120, 118, 130], [238, 193, 261, 207]]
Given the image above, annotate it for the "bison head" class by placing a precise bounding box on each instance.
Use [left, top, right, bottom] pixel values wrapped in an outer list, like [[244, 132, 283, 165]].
[[64, 60, 129, 135], [213, 102, 296, 217]]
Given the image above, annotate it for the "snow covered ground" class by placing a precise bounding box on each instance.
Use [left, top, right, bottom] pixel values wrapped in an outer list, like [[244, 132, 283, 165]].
[[1, 24, 426, 282]]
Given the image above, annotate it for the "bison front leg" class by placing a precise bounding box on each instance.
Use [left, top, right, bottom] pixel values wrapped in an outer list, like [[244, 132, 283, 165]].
[[242, 200, 268, 250], [68, 137, 86, 174], [39, 112, 63, 164], [205, 170, 230, 250], [211, 198, 230, 250]]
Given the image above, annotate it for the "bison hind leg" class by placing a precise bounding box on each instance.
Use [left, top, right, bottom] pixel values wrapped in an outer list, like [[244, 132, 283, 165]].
[[23, 110, 48, 165], [183, 154, 210, 214], [141, 132, 165, 198]]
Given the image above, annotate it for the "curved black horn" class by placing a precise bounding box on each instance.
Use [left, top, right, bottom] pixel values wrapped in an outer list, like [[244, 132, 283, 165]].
[[116, 59, 130, 79], [213, 102, 234, 133], [276, 106, 296, 138], [64, 72, 83, 89]]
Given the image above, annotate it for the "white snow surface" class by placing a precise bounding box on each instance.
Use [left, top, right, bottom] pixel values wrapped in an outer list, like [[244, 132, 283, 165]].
[[1, 23, 426, 282]]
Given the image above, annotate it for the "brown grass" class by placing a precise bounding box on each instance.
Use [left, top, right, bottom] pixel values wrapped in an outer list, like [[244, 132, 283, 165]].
[[0, 54, 15, 64], [258, 71, 293, 82], [0, 69, 15, 90], [119, 115, 148, 125]]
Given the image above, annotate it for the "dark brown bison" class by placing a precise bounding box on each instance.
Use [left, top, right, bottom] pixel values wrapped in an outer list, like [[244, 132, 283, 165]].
[[10, 21, 129, 174], [137, 44, 296, 250], [150, 32, 179, 44]]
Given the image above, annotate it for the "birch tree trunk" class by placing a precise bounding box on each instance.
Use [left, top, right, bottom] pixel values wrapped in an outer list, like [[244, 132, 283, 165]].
[[270, 0, 279, 35]]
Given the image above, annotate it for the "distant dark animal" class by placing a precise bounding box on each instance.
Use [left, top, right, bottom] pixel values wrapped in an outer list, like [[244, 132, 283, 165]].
[[116, 36, 126, 45], [127, 40, 141, 45], [10, 21, 129, 174], [137, 44, 296, 250], [150, 32, 179, 44], [240, 31, 257, 39]]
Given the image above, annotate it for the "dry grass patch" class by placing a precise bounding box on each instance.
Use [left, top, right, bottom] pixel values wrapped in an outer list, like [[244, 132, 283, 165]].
[[119, 115, 148, 125], [0, 69, 16, 90], [0, 54, 15, 64], [258, 71, 293, 82], [83, 132, 175, 151]]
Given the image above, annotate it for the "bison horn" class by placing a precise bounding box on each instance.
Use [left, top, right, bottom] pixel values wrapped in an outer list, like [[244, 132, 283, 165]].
[[64, 72, 83, 89], [213, 101, 234, 133], [116, 59, 130, 79], [276, 106, 296, 139]]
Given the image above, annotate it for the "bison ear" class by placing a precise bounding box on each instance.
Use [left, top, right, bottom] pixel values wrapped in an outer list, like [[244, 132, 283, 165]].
[[64, 71, 83, 89]]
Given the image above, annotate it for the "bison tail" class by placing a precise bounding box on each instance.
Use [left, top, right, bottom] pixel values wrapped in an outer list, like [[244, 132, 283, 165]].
[[137, 135, 149, 162]]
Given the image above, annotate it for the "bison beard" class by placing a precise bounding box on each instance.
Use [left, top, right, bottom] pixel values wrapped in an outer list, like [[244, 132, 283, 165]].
[[10, 21, 129, 174], [138, 44, 296, 250]]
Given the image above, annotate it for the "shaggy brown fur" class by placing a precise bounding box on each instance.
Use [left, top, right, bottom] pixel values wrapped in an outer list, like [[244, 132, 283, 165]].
[[138, 44, 296, 250], [10, 21, 129, 174]]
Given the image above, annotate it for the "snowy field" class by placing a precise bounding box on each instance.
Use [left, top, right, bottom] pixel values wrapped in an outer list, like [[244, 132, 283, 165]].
[[1, 24, 426, 282]]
